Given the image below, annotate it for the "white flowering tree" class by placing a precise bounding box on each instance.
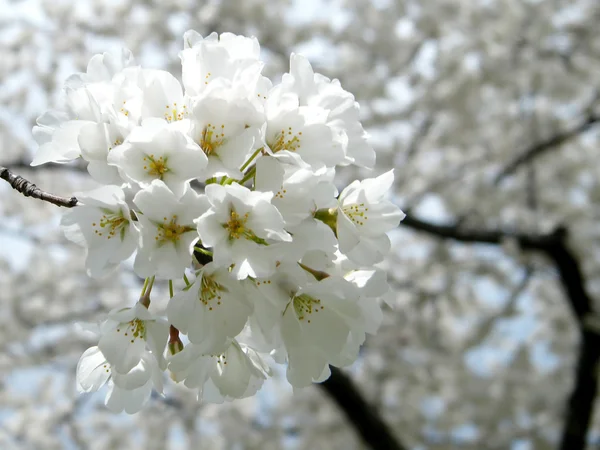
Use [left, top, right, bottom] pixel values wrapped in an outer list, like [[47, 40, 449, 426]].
[[1, 1, 600, 449]]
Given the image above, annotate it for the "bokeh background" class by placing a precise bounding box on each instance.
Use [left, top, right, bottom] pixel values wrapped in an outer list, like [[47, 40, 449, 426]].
[[2, 0, 600, 449]]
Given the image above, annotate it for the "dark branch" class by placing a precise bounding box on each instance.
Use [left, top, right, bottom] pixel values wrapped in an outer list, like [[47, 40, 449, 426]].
[[320, 367, 406, 450], [0, 165, 78, 207], [545, 233, 598, 450], [494, 113, 600, 184], [401, 214, 597, 449], [559, 330, 600, 450], [400, 214, 558, 249]]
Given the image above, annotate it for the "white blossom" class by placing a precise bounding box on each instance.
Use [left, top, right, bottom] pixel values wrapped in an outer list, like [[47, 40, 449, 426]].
[[281, 53, 375, 168], [167, 262, 252, 352], [108, 118, 207, 196], [280, 276, 364, 387], [133, 180, 209, 279], [255, 155, 337, 226], [196, 183, 291, 279], [264, 90, 345, 169], [98, 302, 169, 373], [336, 170, 405, 264], [61, 185, 138, 278], [168, 339, 269, 402], [180, 31, 267, 99], [76, 346, 164, 414], [188, 90, 263, 179]]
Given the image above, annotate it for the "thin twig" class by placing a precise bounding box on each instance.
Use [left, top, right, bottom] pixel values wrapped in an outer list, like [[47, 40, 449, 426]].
[[0, 165, 78, 208]]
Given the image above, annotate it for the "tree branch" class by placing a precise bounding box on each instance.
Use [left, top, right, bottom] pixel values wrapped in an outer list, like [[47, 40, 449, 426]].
[[400, 214, 557, 248], [0, 165, 78, 207], [494, 113, 600, 184], [401, 214, 597, 449], [320, 367, 407, 450]]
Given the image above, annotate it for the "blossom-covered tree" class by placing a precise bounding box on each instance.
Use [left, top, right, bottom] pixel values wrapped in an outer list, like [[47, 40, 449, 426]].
[[2, 1, 600, 449]]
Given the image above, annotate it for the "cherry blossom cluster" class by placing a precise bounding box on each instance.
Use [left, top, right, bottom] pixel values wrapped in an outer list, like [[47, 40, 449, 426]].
[[32, 31, 405, 413]]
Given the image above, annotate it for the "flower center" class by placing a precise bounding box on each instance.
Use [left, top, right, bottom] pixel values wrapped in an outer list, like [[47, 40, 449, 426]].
[[115, 318, 147, 344], [200, 123, 226, 156], [92, 209, 129, 240], [342, 203, 369, 226], [291, 293, 324, 323], [269, 127, 302, 153], [199, 274, 226, 310], [164, 102, 188, 122], [143, 154, 169, 179], [108, 138, 123, 151], [156, 215, 192, 246], [224, 209, 250, 240], [119, 100, 131, 118]]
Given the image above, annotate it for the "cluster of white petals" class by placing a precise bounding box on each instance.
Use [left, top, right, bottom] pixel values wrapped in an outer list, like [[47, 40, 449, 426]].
[[33, 31, 405, 413]]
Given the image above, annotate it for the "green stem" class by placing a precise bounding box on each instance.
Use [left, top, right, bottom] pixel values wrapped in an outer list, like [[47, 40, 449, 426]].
[[194, 246, 214, 257], [169, 279, 174, 298], [239, 166, 256, 186], [240, 147, 263, 172], [141, 277, 150, 296], [183, 273, 191, 286], [146, 276, 156, 293], [140, 275, 156, 307]]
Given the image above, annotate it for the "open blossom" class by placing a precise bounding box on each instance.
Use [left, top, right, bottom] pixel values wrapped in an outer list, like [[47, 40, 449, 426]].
[[135, 69, 191, 121], [134, 180, 209, 279], [32, 49, 138, 168], [241, 261, 366, 387], [167, 263, 252, 352], [189, 90, 263, 179], [108, 118, 208, 196], [61, 185, 138, 278], [168, 339, 269, 403], [280, 275, 364, 387], [31, 115, 92, 166], [280, 53, 375, 168], [255, 155, 336, 226], [336, 170, 405, 264], [180, 31, 268, 99], [34, 30, 402, 411], [196, 183, 292, 280], [264, 90, 345, 169], [77, 346, 164, 414], [98, 302, 169, 373]]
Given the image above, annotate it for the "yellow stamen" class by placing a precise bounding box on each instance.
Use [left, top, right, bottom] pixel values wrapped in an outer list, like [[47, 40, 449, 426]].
[[92, 210, 128, 240], [143, 154, 169, 179], [342, 203, 369, 226], [223, 209, 250, 240], [269, 127, 302, 153], [156, 215, 192, 246]]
